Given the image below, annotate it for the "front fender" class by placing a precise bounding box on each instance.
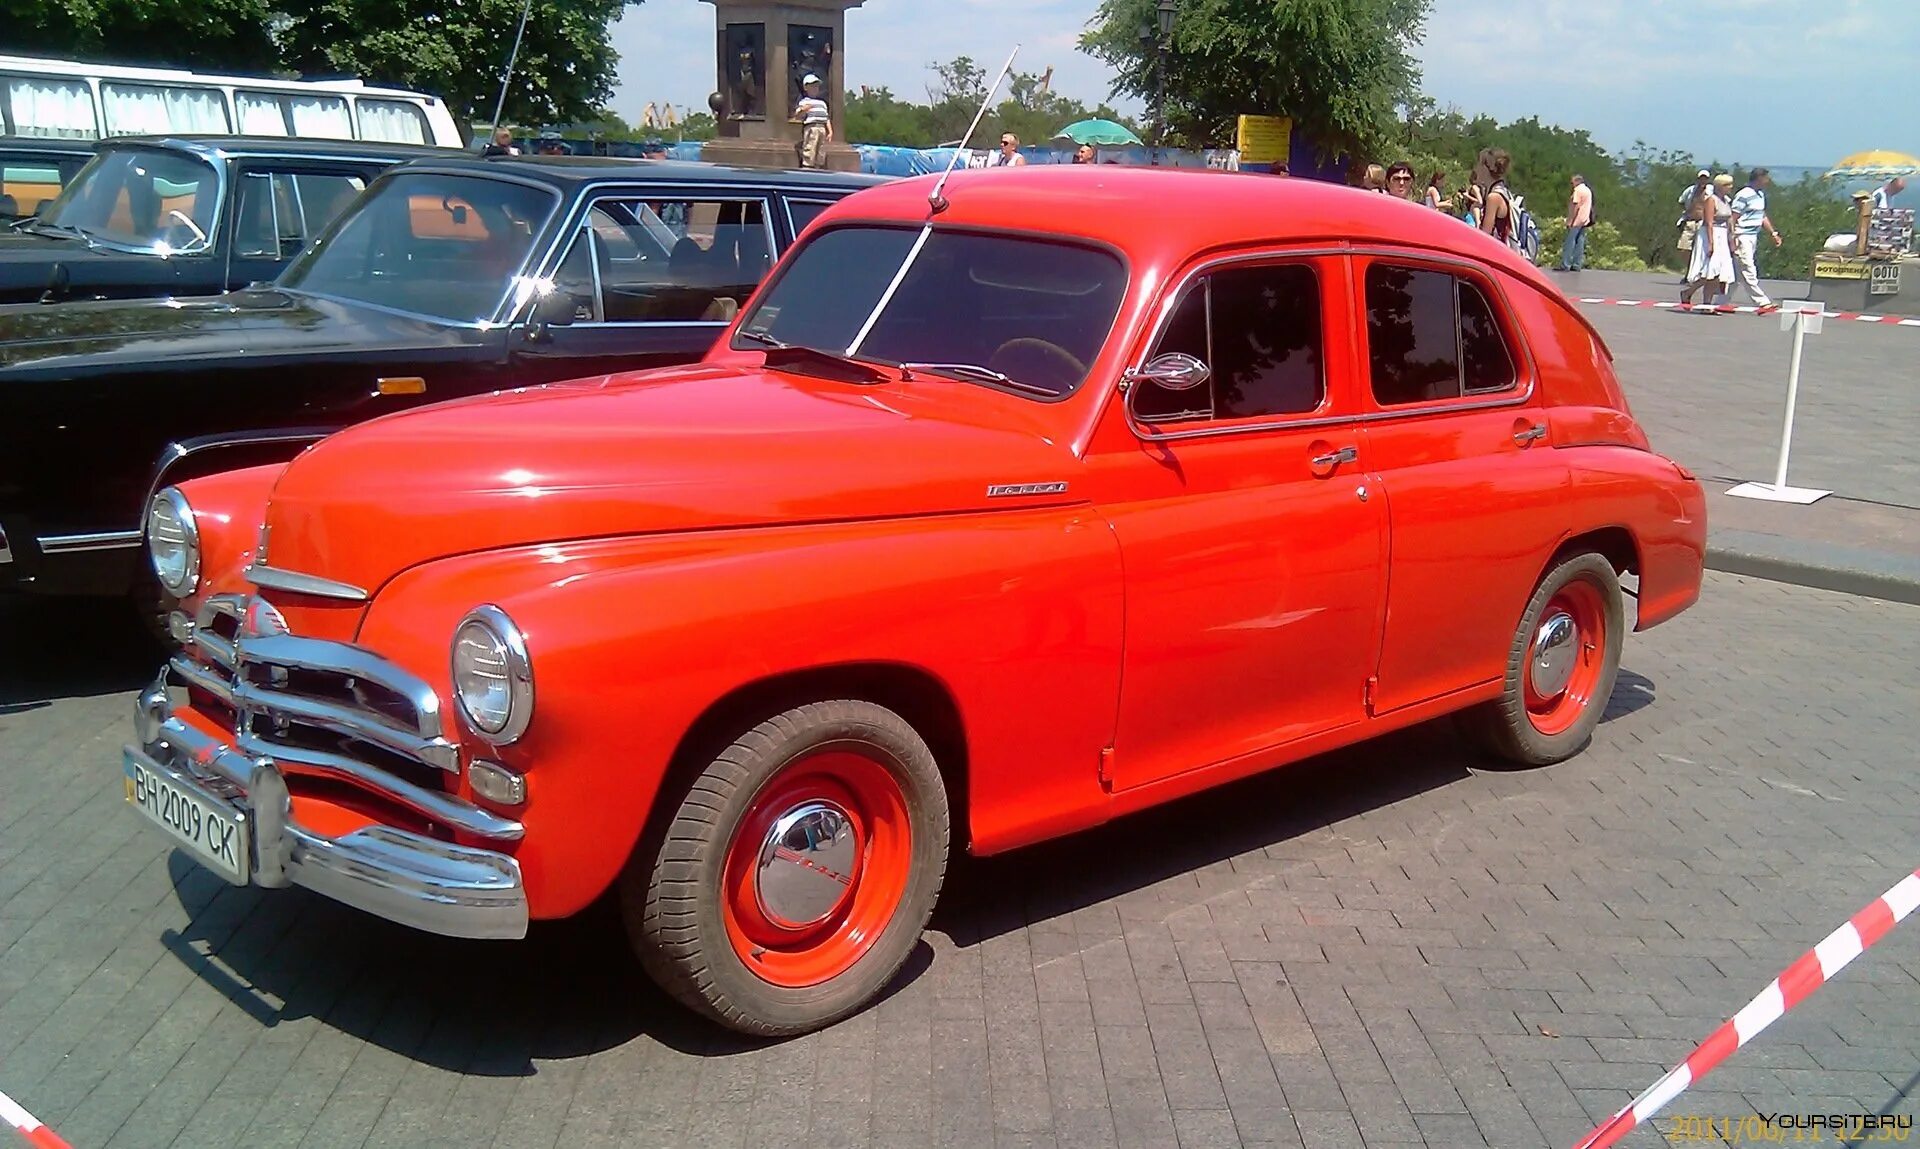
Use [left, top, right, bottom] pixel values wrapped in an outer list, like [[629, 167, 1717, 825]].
[[355, 506, 1126, 920]]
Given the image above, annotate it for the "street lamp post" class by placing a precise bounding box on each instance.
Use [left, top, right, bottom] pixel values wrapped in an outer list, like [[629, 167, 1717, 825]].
[[1146, 0, 1178, 166]]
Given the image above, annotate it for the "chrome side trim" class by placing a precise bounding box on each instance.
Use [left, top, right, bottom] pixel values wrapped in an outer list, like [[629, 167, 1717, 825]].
[[232, 679, 460, 774], [244, 564, 370, 601], [38, 529, 143, 554]]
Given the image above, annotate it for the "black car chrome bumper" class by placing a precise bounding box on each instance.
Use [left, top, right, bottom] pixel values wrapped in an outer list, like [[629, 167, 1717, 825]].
[[127, 673, 529, 940]]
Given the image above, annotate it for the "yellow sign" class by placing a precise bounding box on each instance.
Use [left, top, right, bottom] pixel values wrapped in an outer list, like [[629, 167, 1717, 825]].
[[1235, 115, 1292, 165], [1812, 257, 1871, 280]]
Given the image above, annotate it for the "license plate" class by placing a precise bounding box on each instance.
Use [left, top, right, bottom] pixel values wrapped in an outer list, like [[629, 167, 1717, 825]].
[[124, 755, 249, 884]]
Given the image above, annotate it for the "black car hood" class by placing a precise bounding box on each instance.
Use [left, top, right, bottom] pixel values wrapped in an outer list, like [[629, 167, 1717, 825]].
[[0, 288, 484, 377], [0, 227, 170, 298]]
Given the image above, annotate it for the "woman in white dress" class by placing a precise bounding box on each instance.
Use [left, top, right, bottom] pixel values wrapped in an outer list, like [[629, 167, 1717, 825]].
[[1681, 173, 1736, 311]]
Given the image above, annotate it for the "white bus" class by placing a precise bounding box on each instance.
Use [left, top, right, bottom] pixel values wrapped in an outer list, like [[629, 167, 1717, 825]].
[[0, 53, 466, 148]]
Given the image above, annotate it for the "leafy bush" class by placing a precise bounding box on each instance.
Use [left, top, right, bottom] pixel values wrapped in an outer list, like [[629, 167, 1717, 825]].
[[1534, 219, 1650, 272]]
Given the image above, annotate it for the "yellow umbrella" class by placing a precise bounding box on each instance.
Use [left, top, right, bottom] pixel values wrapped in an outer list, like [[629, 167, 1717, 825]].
[[1825, 150, 1920, 179]]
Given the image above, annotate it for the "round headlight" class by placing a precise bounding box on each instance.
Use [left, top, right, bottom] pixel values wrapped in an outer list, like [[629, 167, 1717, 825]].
[[146, 487, 200, 596], [451, 605, 533, 743]]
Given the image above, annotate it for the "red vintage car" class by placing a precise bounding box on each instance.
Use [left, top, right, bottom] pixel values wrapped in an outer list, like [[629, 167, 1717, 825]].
[[126, 167, 1704, 1036]]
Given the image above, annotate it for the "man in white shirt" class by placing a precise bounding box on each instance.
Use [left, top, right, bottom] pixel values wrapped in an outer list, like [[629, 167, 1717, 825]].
[[1870, 176, 1906, 210], [1728, 168, 1782, 312], [991, 133, 1027, 167], [792, 74, 832, 169]]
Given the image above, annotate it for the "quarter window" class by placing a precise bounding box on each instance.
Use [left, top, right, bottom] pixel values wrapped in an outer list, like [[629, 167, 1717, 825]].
[[1135, 263, 1325, 422], [549, 197, 774, 323], [1366, 263, 1520, 405]]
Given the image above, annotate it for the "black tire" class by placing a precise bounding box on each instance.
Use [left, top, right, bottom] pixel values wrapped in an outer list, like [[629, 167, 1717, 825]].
[[1459, 552, 1624, 768], [623, 699, 950, 1037]]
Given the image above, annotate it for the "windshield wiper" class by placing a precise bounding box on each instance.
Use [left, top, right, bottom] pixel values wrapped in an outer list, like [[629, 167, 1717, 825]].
[[898, 361, 1059, 398], [739, 330, 890, 382], [20, 220, 91, 245]]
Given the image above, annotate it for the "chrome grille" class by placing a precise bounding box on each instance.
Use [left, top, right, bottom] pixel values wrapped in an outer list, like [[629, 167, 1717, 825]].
[[167, 594, 514, 842]]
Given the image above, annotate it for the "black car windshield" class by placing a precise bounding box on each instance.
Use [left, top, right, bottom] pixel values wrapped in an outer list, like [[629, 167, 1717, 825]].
[[36, 148, 219, 253], [279, 171, 555, 324], [734, 226, 1126, 398]]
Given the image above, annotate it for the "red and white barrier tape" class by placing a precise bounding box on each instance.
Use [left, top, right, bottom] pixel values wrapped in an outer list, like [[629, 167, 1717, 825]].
[[1570, 866, 1920, 1149], [1, 1087, 70, 1149], [1577, 297, 1920, 326]]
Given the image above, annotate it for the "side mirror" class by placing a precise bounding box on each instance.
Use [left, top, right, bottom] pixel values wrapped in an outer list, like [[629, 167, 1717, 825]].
[[525, 289, 577, 342], [1122, 352, 1211, 431], [1130, 352, 1211, 391]]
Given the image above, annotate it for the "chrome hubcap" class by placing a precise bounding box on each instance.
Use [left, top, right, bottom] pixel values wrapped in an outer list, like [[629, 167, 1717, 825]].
[[754, 800, 857, 930], [1530, 610, 1578, 698]]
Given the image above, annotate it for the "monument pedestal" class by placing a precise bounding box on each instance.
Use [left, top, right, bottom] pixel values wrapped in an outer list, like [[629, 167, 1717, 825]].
[[704, 0, 863, 173], [702, 136, 862, 172]]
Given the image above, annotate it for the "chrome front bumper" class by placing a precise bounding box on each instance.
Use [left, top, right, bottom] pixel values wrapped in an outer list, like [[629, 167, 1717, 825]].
[[128, 675, 529, 940]]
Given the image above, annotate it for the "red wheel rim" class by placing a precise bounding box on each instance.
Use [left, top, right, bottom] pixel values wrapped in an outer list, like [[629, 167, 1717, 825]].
[[1523, 579, 1607, 737], [721, 748, 912, 988]]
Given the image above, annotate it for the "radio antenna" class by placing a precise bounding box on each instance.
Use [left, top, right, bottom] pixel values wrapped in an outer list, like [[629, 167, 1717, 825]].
[[927, 44, 1020, 213]]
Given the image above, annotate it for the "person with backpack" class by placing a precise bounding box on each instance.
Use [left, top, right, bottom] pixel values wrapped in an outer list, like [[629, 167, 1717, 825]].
[[1476, 148, 1539, 260]]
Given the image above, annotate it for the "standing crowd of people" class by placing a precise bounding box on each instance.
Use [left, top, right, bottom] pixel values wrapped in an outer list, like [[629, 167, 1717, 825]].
[[1359, 147, 1529, 252]]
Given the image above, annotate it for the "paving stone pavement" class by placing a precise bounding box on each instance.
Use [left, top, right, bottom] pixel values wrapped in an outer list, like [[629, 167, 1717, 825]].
[[2, 572, 1918, 1149]]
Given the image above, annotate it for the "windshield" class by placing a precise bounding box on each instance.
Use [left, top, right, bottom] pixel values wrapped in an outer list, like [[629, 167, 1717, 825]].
[[279, 171, 556, 323], [734, 226, 1126, 398], [37, 148, 220, 252]]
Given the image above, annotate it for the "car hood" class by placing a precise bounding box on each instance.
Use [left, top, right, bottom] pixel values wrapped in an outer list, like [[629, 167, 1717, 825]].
[[260, 362, 1083, 595], [0, 288, 464, 374]]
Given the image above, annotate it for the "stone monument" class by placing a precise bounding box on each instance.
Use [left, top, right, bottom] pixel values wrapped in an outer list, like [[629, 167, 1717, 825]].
[[702, 0, 864, 172]]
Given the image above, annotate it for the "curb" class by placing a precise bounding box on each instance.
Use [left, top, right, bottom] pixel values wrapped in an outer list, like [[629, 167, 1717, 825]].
[[1705, 528, 1920, 606]]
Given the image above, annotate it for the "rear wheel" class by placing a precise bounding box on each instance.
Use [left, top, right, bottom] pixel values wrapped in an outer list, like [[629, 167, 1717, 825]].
[[1461, 552, 1624, 767], [625, 699, 949, 1036]]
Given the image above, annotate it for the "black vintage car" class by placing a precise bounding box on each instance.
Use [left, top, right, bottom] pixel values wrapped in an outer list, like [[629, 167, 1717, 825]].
[[1, 138, 93, 224], [0, 154, 886, 597], [0, 135, 448, 305]]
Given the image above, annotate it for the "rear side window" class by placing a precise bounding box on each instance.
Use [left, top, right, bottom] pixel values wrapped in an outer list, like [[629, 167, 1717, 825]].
[[1365, 263, 1520, 405]]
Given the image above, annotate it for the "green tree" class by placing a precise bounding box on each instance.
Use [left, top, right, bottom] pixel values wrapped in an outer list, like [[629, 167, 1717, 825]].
[[0, 0, 282, 73], [277, 0, 638, 129], [1079, 0, 1429, 158], [845, 85, 937, 147]]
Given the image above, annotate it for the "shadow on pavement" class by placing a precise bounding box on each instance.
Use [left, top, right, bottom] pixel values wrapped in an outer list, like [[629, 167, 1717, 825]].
[[152, 681, 1655, 1070], [0, 594, 162, 705]]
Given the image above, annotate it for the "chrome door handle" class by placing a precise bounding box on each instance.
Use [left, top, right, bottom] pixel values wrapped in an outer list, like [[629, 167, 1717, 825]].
[[1311, 445, 1358, 468], [1513, 422, 1547, 446]]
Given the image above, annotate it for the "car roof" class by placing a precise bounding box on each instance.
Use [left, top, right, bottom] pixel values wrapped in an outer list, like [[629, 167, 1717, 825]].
[[100, 135, 454, 162], [824, 165, 1566, 298], [403, 153, 893, 192]]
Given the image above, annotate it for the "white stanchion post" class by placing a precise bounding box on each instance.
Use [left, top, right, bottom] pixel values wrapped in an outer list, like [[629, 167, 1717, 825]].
[[1727, 300, 1832, 504]]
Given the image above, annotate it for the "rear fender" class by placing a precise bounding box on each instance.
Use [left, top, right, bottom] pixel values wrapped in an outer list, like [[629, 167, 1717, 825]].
[[1560, 446, 1706, 631]]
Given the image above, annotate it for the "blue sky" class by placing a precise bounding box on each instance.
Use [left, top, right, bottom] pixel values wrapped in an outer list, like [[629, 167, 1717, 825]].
[[608, 0, 1912, 167]]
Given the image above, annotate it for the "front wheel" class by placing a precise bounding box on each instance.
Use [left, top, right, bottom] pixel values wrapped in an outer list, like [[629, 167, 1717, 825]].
[[624, 699, 950, 1036], [1460, 552, 1624, 767]]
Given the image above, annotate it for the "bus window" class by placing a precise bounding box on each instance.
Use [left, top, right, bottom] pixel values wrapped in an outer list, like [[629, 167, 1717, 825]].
[[357, 99, 429, 144], [101, 83, 230, 135], [288, 96, 351, 139], [235, 92, 290, 135], [4, 77, 97, 138]]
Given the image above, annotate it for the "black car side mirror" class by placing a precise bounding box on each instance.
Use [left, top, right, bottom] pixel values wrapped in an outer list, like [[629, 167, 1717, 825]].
[[525, 289, 577, 342]]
